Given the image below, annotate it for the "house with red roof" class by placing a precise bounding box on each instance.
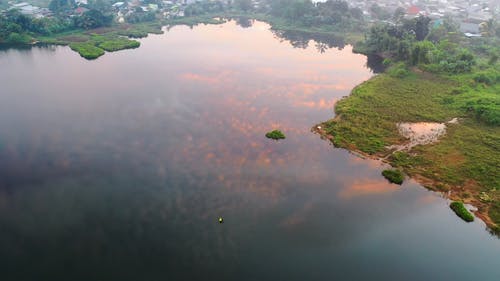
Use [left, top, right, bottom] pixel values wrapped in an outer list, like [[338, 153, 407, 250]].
[[407, 5, 421, 16]]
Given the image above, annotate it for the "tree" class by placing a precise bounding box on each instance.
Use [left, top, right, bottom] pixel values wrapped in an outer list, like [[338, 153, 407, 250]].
[[49, 0, 76, 13], [393, 7, 405, 22], [73, 9, 112, 29], [350, 7, 363, 20], [370, 3, 390, 20], [411, 40, 435, 65], [479, 19, 496, 37], [414, 15, 431, 41], [235, 0, 252, 12]]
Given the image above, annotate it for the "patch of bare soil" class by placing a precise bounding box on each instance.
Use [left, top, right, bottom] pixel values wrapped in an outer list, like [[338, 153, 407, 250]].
[[387, 118, 459, 151]]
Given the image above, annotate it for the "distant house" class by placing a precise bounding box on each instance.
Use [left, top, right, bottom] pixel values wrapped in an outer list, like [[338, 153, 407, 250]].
[[460, 22, 480, 34], [10, 2, 45, 18], [460, 22, 482, 38], [407, 5, 421, 16]]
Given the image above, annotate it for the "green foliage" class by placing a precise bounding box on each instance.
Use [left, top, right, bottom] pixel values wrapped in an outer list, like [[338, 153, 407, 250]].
[[325, 74, 457, 154], [49, 0, 75, 13], [370, 3, 390, 20], [411, 40, 435, 65], [473, 70, 500, 85], [73, 9, 113, 30], [235, 0, 253, 12], [268, 0, 364, 30], [389, 151, 429, 168], [450, 201, 474, 222], [125, 10, 156, 24], [5, 32, 32, 44], [387, 62, 410, 78], [97, 37, 140, 51], [69, 42, 104, 59], [382, 58, 392, 66], [363, 18, 476, 74], [464, 99, 500, 126], [183, 1, 225, 17], [382, 169, 404, 184], [117, 24, 163, 38], [490, 201, 500, 228], [321, 71, 499, 190], [0, 10, 75, 45], [414, 15, 431, 41], [265, 130, 286, 140]]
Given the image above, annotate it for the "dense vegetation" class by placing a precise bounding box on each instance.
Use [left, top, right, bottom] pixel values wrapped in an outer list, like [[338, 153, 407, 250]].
[[356, 15, 480, 74], [69, 41, 104, 59], [267, 0, 364, 30], [450, 201, 474, 222], [382, 169, 404, 185], [265, 130, 286, 140], [0, 9, 68, 44], [320, 54, 499, 232], [0, 7, 112, 44], [96, 37, 140, 51]]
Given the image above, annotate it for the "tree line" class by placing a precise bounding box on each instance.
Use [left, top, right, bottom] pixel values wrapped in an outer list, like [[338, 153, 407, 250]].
[[0, 0, 113, 44], [360, 15, 477, 74]]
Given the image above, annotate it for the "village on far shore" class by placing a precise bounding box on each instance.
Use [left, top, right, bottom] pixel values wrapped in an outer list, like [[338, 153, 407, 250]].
[[0, 0, 498, 38]]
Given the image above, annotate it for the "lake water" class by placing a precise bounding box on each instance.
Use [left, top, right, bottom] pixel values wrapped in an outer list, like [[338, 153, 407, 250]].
[[0, 21, 499, 281]]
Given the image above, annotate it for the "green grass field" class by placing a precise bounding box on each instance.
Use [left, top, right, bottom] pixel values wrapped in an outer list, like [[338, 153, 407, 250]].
[[69, 42, 105, 59], [320, 67, 499, 232]]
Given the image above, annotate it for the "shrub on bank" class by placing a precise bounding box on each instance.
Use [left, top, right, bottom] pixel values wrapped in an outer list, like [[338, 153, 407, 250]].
[[265, 130, 286, 140], [69, 42, 104, 59], [382, 169, 404, 184], [97, 38, 140, 52], [450, 201, 474, 222]]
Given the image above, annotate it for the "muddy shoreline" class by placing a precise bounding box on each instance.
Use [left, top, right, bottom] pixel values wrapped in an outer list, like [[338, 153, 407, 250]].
[[312, 121, 498, 235]]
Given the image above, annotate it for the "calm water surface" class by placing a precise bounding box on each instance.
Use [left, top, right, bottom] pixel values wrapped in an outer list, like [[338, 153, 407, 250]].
[[0, 21, 499, 281]]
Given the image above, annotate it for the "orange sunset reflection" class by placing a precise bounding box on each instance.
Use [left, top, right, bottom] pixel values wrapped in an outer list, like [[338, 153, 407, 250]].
[[338, 179, 398, 199]]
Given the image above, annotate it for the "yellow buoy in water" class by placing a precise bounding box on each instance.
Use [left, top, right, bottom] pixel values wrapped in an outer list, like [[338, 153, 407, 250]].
[[218, 217, 224, 224]]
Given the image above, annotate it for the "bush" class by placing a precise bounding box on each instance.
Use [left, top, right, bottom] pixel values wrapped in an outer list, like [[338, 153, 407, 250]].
[[473, 70, 500, 85], [5, 32, 32, 44], [69, 42, 104, 59], [265, 130, 286, 140], [450, 201, 474, 222], [382, 169, 404, 184], [382, 58, 392, 66], [387, 63, 409, 78], [465, 100, 500, 126], [97, 38, 140, 52]]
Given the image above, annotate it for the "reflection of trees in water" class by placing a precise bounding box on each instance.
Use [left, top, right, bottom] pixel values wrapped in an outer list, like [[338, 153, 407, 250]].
[[234, 17, 254, 28], [366, 54, 385, 74], [272, 30, 346, 53], [0, 44, 58, 56], [272, 29, 385, 73]]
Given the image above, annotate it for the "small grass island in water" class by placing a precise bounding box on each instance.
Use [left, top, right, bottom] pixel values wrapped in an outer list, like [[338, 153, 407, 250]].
[[265, 130, 286, 140], [382, 169, 404, 185], [450, 201, 474, 222]]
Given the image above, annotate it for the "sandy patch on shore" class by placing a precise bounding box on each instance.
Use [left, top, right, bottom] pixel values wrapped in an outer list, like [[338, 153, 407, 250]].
[[388, 118, 458, 151]]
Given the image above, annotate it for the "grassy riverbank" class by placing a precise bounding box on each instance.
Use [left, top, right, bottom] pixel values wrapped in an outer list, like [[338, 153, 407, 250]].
[[317, 68, 499, 234], [34, 23, 163, 59]]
